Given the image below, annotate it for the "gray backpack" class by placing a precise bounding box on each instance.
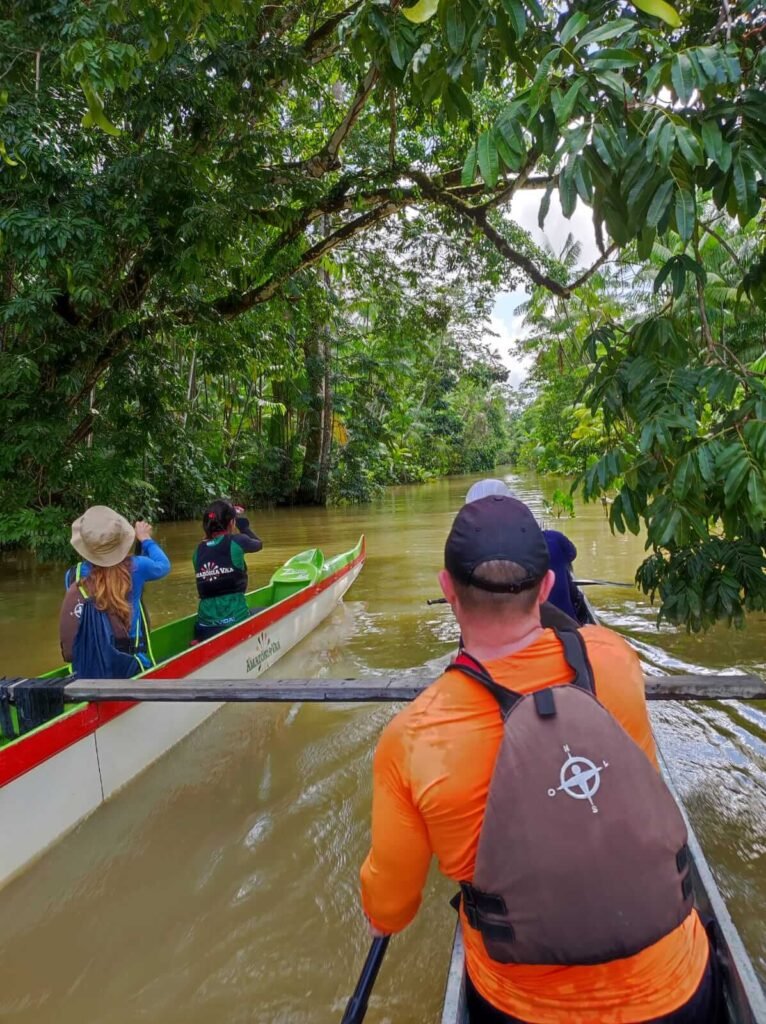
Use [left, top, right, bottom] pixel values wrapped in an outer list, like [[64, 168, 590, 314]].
[[446, 629, 693, 966]]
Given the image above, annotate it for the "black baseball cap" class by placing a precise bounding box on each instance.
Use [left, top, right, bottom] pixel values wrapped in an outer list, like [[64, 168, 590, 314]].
[[445, 495, 549, 593]]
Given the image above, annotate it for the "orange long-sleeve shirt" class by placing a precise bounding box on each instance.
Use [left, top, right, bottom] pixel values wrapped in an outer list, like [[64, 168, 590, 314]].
[[360, 625, 709, 1023]]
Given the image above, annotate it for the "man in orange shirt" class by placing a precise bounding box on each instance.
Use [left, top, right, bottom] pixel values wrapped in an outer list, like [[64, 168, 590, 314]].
[[360, 495, 715, 1023]]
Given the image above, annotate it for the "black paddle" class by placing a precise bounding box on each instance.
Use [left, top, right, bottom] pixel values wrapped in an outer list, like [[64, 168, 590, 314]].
[[572, 579, 634, 588], [427, 579, 632, 605], [340, 936, 390, 1024]]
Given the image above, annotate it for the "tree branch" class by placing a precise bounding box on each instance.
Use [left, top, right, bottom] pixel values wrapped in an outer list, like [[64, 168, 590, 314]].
[[298, 65, 380, 178], [301, 1, 364, 65], [409, 171, 571, 297], [213, 202, 404, 317], [701, 220, 743, 269], [478, 149, 543, 210], [566, 243, 619, 292]]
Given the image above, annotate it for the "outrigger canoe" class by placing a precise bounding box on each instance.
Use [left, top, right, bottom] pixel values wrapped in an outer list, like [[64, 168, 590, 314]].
[[0, 536, 365, 888], [440, 593, 766, 1024]]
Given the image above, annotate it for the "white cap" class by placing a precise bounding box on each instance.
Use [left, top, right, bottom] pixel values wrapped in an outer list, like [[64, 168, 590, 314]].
[[464, 478, 514, 504]]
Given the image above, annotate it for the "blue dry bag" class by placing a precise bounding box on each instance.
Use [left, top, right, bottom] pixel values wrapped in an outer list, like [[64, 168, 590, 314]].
[[72, 599, 142, 679]]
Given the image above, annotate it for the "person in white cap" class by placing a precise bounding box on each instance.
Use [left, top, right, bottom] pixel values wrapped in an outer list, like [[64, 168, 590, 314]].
[[465, 479, 517, 503], [59, 506, 170, 671]]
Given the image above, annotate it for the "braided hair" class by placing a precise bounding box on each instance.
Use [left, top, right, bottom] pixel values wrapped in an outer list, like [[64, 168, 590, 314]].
[[202, 499, 236, 539]]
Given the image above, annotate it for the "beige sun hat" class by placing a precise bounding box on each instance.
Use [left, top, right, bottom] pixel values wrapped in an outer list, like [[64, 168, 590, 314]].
[[70, 506, 135, 567]]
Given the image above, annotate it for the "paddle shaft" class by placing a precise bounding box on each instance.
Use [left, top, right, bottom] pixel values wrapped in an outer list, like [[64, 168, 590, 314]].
[[573, 579, 634, 588], [427, 578, 631, 606], [341, 936, 390, 1024]]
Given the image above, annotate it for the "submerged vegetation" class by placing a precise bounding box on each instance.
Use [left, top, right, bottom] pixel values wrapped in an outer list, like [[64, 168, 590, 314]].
[[2, 0, 766, 627]]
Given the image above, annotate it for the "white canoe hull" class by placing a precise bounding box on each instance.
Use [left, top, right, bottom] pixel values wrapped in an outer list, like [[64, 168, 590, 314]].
[[0, 547, 364, 888]]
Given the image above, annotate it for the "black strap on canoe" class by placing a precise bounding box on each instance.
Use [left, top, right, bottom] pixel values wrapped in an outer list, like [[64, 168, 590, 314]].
[[12, 677, 71, 734], [0, 678, 21, 739]]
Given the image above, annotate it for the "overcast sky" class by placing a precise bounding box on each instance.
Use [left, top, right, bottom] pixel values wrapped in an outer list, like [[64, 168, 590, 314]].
[[485, 191, 601, 385]]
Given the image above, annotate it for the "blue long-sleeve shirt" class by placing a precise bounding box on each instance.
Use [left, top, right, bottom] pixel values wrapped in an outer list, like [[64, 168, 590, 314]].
[[65, 538, 171, 642], [542, 529, 578, 620]]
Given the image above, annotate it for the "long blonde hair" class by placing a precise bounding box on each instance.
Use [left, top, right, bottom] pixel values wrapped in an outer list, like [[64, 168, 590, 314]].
[[86, 559, 133, 629]]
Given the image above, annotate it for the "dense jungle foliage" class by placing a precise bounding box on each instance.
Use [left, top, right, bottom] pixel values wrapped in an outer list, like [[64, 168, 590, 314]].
[[1, 0, 765, 628]]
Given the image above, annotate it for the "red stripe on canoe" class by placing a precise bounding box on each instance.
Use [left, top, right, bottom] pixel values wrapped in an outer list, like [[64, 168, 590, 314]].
[[0, 543, 365, 786]]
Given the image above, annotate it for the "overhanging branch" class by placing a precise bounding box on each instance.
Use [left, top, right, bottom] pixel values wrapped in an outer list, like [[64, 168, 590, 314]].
[[213, 201, 404, 316]]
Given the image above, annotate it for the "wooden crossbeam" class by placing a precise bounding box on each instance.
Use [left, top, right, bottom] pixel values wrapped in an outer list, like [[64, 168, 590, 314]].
[[62, 672, 766, 704]]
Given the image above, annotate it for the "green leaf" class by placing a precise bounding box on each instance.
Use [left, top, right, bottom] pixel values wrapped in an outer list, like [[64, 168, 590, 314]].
[[671, 53, 695, 104], [646, 180, 674, 227], [538, 183, 553, 228], [653, 256, 675, 294], [671, 259, 686, 298], [552, 79, 585, 125], [559, 10, 589, 46], [0, 140, 19, 167], [654, 122, 676, 167], [402, 0, 439, 23], [495, 114, 525, 169], [656, 508, 682, 546], [747, 473, 766, 514], [589, 48, 643, 70], [695, 46, 724, 83], [732, 155, 757, 224], [574, 19, 635, 52], [724, 452, 750, 505], [572, 158, 592, 202], [389, 31, 405, 69], [630, 0, 681, 27], [696, 445, 715, 484], [445, 4, 466, 52], [594, 71, 635, 100], [495, 132, 522, 171], [636, 225, 656, 259], [80, 79, 121, 137], [674, 124, 703, 167], [477, 130, 499, 188], [525, 0, 546, 21], [674, 188, 695, 242], [700, 118, 723, 164], [592, 125, 618, 171], [743, 421, 766, 461], [559, 163, 577, 218], [461, 143, 478, 186], [672, 452, 696, 499], [501, 0, 527, 40]]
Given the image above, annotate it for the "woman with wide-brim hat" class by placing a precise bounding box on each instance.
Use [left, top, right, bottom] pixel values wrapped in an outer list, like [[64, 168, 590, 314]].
[[59, 505, 171, 671]]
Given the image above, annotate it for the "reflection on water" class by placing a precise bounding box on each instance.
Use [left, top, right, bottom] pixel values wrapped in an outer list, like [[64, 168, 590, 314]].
[[0, 470, 764, 1021]]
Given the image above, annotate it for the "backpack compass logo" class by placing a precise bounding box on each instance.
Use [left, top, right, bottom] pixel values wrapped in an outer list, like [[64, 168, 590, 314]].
[[548, 744, 609, 814]]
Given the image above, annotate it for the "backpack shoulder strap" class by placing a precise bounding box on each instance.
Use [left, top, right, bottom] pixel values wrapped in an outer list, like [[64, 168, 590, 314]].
[[64, 561, 84, 590], [552, 626, 596, 694], [444, 650, 523, 717]]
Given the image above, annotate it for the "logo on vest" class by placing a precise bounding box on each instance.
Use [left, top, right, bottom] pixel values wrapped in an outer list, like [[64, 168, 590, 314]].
[[547, 744, 609, 814], [197, 561, 235, 579]]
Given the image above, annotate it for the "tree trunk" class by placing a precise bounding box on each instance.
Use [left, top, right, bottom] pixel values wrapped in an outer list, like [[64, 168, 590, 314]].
[[296, 330, 325, 503], [295, 218, 333, 505], [316, 323, 333, 505]]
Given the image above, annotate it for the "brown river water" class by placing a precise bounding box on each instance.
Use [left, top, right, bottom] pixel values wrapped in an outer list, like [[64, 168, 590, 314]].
[[0, 471, 764, 1023]]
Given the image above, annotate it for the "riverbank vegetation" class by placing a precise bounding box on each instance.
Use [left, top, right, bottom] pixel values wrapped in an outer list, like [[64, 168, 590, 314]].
[[2, 0, 765, 627]]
